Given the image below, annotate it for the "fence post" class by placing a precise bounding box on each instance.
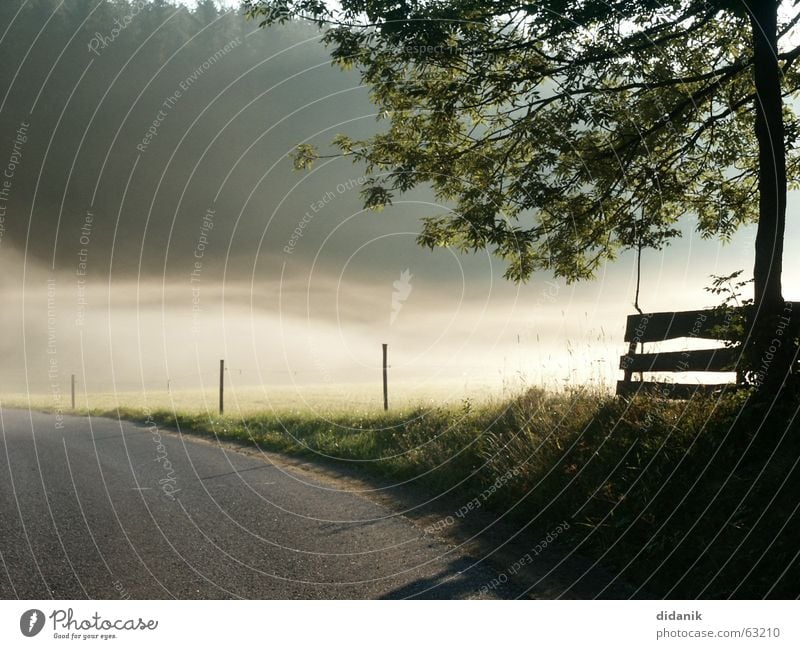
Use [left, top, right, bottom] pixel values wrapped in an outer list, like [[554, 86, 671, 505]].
[[219, 359, 224, 415], [382, 343, 388, 411], [71, 374, 75, 410]]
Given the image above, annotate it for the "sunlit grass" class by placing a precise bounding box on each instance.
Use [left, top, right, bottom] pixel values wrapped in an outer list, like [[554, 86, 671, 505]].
[[1, 377, 560, 417], [5, 381, 797, 599]]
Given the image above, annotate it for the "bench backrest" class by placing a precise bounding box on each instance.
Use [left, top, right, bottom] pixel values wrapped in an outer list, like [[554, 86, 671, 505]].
[[623, 309, 732, 344], [617, 303, 799, 395]]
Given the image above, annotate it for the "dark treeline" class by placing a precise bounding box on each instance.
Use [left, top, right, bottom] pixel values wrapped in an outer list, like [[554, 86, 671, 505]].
[[0, 0, 374, 279]]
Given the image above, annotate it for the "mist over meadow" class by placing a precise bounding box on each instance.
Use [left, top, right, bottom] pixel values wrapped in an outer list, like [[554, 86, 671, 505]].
[[0, 0, 769, 396]]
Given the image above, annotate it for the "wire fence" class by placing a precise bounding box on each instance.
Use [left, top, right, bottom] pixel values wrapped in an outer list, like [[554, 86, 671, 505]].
[[0, 359, 594, 416]]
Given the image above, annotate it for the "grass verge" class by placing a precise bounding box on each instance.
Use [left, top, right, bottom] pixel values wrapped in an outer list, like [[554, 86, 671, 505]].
[[10, 385, 799, 598]]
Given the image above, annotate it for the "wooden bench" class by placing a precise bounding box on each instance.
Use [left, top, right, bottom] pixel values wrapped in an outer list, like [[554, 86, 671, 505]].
[[616, 308, 741, 398]]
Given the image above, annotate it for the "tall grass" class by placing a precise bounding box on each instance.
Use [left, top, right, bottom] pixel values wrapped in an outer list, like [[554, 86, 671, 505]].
[[8, 384, 798, 598]]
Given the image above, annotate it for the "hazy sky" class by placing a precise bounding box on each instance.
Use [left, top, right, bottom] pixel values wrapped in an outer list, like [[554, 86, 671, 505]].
[[1, 1, 798, 399]]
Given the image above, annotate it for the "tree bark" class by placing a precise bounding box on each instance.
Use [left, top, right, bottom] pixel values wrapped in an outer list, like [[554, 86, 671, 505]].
[[748, 0, 790, 389]]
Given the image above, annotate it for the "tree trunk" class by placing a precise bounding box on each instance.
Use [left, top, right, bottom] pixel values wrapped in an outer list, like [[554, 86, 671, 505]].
[[748, 0, 790, 389]]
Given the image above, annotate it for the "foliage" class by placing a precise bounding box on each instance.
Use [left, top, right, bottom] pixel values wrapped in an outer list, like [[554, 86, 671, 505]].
[[705, 270, 754, 375], [0, 0, 329, 271], [705, 270, 800, 386], [245, 0, 800, 283]]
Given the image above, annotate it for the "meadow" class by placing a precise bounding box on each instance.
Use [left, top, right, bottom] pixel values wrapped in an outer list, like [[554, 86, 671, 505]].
[[5, 381, 798, 599]]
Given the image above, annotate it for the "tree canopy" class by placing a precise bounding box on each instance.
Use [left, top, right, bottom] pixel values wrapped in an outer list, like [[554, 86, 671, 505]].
[[245, 0, 800, 287], [0, 0, 337, 275]]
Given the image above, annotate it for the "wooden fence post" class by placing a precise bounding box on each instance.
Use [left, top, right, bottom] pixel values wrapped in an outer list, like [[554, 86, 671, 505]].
[[382, 343, 388, 411], [219, 359, 224, 415]]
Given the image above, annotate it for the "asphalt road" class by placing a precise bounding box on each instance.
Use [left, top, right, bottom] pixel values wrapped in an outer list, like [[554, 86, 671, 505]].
[[0, 408, 507, 599]]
